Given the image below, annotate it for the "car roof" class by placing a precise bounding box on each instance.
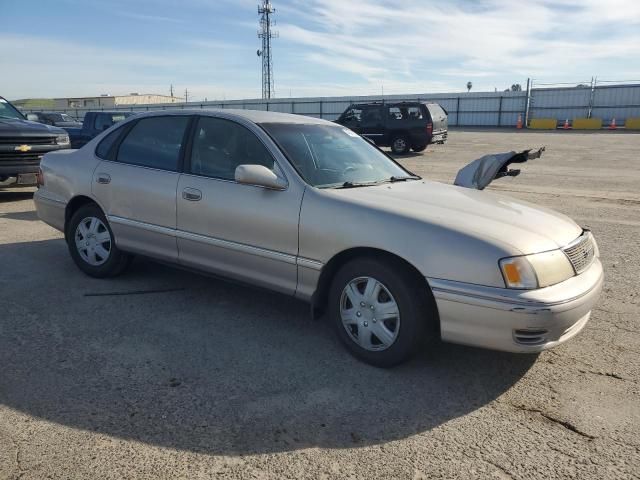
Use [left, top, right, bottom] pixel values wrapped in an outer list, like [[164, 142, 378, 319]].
[[129, 108, 333, 125], [89, 111, 136, 114], [351, 101, 440, 107]]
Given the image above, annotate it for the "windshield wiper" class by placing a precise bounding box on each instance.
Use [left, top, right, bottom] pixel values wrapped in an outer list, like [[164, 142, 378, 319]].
[[323, 175, 421, 189], [336, 180, 379, 189], [388, 175, 421, 182]]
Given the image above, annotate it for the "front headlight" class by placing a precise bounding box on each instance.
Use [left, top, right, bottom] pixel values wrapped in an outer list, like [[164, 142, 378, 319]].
[[500, 250, 575, 289], [56, 134, 70, 145]]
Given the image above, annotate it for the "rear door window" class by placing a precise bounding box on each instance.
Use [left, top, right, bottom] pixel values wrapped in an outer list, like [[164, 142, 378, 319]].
[[388, 105, 424, 122], [388, 107, 404, 120], [116, 116, 190, 171], [96, 125, 127, 160], [407, 106, 423, 120]]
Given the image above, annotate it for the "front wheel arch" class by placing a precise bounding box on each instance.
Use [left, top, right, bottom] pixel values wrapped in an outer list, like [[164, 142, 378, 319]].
[[311, 247, 440, 335]]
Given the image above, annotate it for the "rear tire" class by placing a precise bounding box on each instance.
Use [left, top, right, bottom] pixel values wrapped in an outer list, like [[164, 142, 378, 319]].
[[328, 257, 437, 367], [390, 135, 411, 155], [66, 204, 132, 278]]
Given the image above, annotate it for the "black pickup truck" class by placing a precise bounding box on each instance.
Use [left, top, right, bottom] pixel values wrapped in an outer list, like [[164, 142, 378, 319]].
[[0, 97, 71, 188]]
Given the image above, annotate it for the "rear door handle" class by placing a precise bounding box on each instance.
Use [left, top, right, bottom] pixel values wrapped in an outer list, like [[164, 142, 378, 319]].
[[96, 173, 111, 184], [182, 188, 202, 201]]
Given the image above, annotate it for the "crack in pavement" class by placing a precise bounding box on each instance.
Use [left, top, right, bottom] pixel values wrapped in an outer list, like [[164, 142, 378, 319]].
[[459, 449, 515, 479], [11, 438, 25, 480], [509, 404, 597, 440], [577, 369, 629, 382], [547, 443, 579, 459]]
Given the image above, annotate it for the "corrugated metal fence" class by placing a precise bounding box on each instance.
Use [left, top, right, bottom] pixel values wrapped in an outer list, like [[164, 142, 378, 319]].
[[20, 83, 640, 127]]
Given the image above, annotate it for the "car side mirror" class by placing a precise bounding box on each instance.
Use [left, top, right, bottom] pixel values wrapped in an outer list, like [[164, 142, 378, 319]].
[[235, 164, 287, 190]]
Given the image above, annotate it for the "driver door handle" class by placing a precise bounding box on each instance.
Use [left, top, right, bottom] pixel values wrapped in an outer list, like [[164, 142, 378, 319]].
[[96, 173, 111, 184], [182, 188, 202, 202]]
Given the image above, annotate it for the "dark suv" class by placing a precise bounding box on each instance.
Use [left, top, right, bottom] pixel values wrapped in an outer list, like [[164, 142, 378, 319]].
[[336, 101, 448, 154]]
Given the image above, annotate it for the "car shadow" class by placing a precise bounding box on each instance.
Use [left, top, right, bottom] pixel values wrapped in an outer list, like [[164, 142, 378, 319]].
[[389, 151, 425, 159], [0, 189, 34, 203], [0, 210, 39, 221], [0, 239, 537, 455]]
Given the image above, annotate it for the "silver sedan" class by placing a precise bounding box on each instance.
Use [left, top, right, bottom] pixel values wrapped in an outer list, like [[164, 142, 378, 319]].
[[34, 110, 603, 367]]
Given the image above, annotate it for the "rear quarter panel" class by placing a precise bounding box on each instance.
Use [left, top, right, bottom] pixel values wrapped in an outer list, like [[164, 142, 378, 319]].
[[35, 147, 102, 231]]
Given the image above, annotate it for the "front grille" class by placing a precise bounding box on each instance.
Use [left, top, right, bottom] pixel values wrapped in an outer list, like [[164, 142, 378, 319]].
[[0, 136, 56, 145], [563, 233, 595, 274], [513, 329, 548, 346], [0, 153, 43, 163]]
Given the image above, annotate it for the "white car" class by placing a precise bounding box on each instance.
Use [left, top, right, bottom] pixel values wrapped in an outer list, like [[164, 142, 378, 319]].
[[34, 110, 603, 367]]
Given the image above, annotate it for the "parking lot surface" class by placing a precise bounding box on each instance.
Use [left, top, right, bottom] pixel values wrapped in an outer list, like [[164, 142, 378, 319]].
[[1, 129, 638, 479]]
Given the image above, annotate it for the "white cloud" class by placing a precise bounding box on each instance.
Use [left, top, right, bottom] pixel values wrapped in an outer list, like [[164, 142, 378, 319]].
[[0, 33, 260, 100], [2, 0, 640, 99], [280, 0, 640, 90]]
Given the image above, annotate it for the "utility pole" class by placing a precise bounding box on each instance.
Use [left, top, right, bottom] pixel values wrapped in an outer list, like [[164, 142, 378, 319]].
[[257, 1, 278, 99], [170, 84, 174, 98], [184, 88, 189, 103]]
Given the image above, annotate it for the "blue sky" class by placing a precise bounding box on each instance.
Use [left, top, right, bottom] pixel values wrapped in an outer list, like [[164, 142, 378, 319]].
[[2, 0, 639, 101]]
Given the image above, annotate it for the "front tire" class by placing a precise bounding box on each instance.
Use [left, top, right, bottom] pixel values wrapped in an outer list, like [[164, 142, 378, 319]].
[[66, 204, 132, 278], [328, 257, 436, 367], [390, 135, 411, 155]]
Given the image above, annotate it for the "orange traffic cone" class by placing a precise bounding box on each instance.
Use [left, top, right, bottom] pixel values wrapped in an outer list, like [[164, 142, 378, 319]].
[[609, 117, 617, 130], [563, 119, 570, 130], [516, 114, 523, 129]]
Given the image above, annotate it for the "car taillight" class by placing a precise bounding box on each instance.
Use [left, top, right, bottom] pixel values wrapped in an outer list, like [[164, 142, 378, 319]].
[[427, 122, 433, 135], [36, 168, 44, 188]]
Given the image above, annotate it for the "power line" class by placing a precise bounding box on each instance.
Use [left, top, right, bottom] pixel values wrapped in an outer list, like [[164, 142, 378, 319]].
[[257, 1, 278, 99]]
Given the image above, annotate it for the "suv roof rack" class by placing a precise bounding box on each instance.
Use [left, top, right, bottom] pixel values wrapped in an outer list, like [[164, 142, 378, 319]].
[[352, 100, 427, 106]]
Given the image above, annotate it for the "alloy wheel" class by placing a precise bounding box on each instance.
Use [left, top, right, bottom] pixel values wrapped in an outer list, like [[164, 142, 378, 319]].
[[393, 138, 407, 152]]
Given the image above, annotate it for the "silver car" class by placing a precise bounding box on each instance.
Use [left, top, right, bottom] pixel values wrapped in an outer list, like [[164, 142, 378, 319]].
[[34, 110, 603, 367]]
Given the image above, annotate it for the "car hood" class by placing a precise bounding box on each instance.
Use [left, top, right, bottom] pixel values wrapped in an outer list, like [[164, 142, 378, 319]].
[[0, 117, 65, 137], [327, 179, 582, 254], [54, 121, 83, 128]]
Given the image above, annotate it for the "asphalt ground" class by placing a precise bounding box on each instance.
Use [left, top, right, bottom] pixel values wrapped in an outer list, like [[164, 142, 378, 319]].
[[0, 129, 638, 479]]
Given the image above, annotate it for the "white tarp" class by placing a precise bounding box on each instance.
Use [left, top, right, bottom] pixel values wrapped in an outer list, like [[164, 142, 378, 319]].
[[454, 147, 545, 190]]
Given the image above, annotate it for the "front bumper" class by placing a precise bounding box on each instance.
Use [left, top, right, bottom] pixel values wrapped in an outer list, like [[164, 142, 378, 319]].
[[428, 258, 604, 353], [0, 143, 68, 187]]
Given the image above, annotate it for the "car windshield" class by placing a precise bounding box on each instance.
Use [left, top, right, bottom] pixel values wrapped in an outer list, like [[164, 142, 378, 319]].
[[46, 113, 75, 122], [0, 98, 25, 120], [43, 113, 64, 122], [261, 123, 417, 188]]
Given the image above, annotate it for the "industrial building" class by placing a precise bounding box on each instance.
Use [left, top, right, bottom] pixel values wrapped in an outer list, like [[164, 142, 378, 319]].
[[54, 93, 180, 109]]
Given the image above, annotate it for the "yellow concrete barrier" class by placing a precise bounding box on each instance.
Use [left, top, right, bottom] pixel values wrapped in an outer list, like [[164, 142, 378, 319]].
[[529, 118, 557, 129], [572, 118, 602, 130], [625, 118, 640, 130]]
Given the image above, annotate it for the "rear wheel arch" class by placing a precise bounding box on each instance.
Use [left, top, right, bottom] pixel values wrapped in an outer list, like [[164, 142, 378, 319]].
[[65, 196, 104, 239], [311, 247, 439, 331]]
